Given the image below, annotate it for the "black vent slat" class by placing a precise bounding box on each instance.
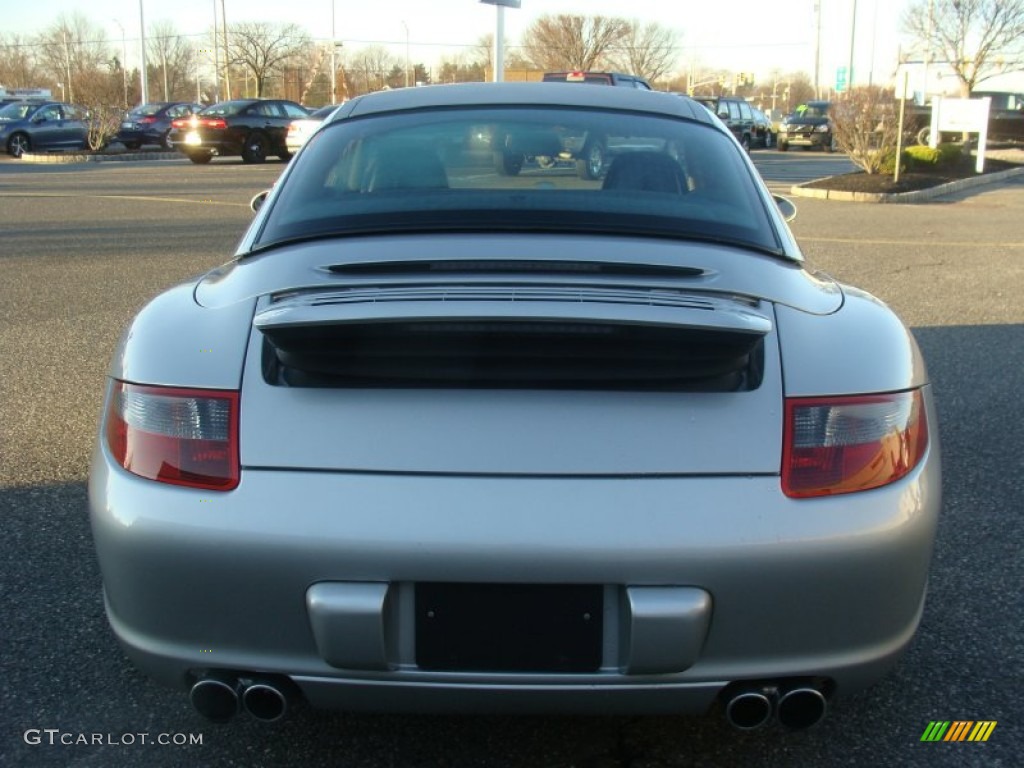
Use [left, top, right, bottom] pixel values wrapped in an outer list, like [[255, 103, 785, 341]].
[[257, 284, 770, 391]]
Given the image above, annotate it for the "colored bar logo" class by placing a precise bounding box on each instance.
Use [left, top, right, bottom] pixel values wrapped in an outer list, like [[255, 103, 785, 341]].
[[921, 721, 997, 742]]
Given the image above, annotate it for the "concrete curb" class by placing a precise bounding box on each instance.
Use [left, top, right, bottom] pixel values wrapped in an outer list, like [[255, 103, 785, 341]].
[[789, 166, 1024, 203], [20, 150, 181, 164]]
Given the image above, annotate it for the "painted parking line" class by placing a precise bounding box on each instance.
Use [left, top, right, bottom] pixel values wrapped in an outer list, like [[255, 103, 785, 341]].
[[0, 191, 249, 207]]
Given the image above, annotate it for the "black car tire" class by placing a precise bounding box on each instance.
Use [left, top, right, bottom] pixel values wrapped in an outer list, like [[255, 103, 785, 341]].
[[824, 135, 835, 153], [162, 131, 174, 150], [764, 131, 773, 149], [576, 138, 607, 180], [186, 152, 213, 165], [493, 150, 523, 176], [124, 141, 141, 150], [278, 150, 293, 162], [740, 134, 751, 153], [7, 132, 31, 158], [242, 132, 269, 164], [778, 140, 788, 152]]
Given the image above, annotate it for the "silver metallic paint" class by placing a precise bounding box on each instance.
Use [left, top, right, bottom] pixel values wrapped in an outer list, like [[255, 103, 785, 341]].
[[89, 84, 941, 717]]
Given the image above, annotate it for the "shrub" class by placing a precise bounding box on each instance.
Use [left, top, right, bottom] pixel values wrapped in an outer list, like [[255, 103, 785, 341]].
[[877, 149, 909, 175], [905, 143, 963, 168], [831, 86, 902, 174]]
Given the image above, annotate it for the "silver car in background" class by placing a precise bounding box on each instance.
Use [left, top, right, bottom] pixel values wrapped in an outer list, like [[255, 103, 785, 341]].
[[89, 83, 940, 730]]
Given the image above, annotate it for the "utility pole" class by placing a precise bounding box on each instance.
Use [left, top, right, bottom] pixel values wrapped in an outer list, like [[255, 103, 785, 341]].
[[113, 19, 128, 107], [211, 1, 220, 100], [220, 0, 231, 99], [847, 0, 858, 94], [62, 29, 74, 104]]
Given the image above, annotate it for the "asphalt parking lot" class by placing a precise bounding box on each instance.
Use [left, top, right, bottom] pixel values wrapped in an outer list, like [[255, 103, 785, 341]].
[[0, 155, 1020, 767]]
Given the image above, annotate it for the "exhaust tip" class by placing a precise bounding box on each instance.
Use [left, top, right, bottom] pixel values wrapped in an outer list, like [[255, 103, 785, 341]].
[[777, 687, 827, 729], [725, 690, 774, 730], [242, 681, 288, 722], [190, 676, 241, 723]]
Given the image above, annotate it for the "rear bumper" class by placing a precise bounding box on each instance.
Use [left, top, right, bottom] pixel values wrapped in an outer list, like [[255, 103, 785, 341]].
[[89, 428, 940, 713]]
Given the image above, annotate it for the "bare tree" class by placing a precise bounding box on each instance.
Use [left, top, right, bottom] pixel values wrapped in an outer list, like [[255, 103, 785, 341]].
[[0, 34, 45, 88], [347, 45, 395, 95], [605, 21, 680, 83], [34, 13, 111, 103], [437, 51, 485, 83], [227, 21, 311, 97], [903, 0, 1024, 96], [147, 20, 196, 101], [521, 14, 630, 72], [831, 86, 902, 174]]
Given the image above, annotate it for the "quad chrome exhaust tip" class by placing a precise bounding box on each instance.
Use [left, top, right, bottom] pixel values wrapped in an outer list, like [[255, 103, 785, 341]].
[[242, 680, 289, 722], [724, 689, 774, 730], [189, 674, 242, 723], [776, 686, 828, 730]]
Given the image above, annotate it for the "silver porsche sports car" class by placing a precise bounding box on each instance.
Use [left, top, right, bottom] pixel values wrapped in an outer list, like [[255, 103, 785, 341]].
[[89, 83, 940, 730]]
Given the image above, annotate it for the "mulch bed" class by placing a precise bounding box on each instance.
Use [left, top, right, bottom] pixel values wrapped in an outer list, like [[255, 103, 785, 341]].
[[803, 158, 1019, 194]]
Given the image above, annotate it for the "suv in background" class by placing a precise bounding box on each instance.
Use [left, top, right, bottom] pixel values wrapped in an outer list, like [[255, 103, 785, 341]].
[[542, 71, 652, 90], [695, 97, 757, 151], [778, 101, 834, 152]]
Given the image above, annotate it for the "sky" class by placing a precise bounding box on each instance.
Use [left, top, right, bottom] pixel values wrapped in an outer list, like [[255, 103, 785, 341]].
[[6, 0, 918, 89]]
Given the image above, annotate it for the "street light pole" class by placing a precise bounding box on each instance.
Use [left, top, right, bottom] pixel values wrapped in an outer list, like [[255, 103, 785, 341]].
[[813, 1, 821, 99], [138, 0, 148, 104], [330, 1, 336, 100], [402, 22, 410, 87]]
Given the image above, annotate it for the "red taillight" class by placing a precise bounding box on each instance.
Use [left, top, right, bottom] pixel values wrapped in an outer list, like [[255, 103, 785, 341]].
[[200, 118, 227, 130], [105, 381, 239, 491], [137, 116, 157, 124], [782, 390, 928, 498], [170, 117, 193, 129]]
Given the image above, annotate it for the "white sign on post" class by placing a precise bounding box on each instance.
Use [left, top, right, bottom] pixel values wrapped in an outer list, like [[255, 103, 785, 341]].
[[929, 96, 991, 173]]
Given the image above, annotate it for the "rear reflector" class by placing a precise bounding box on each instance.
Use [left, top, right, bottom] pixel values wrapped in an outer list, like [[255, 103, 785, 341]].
[[105, 381, 239, 491], [782, 390, 928, 498]]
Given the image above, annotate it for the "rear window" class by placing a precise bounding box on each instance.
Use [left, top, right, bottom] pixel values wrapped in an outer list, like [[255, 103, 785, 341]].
[[255, 106, 779, 254]]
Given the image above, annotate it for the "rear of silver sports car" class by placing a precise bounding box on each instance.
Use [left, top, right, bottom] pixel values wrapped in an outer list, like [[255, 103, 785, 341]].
[[89, 241, 940, 730], [89, 88, 940, 729]]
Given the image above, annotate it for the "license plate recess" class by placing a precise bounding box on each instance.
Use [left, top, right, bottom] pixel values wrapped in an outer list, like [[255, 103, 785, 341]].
[[415, 583, 603, 673]]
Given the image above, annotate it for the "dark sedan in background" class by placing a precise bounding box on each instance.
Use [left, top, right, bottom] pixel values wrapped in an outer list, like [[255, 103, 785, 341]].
[[0, 100, 88, 157], [116, 101, 203, 149], [168, 98, 310, 164]]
